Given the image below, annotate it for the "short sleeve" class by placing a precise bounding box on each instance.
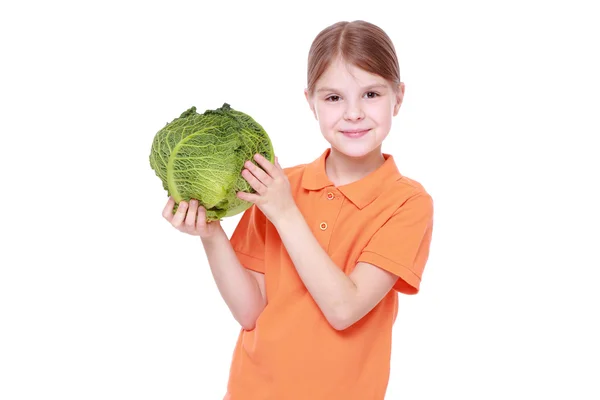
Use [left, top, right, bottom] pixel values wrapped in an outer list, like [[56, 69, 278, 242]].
[[229, 204, 267, 273], [357, 193, 434, 294]]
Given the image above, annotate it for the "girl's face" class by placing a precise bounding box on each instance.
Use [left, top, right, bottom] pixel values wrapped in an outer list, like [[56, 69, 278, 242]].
[[305, 57, 404, 159]]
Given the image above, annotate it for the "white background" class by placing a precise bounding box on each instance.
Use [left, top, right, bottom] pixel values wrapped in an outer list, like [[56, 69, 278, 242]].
[[1, 0, 599, 399]]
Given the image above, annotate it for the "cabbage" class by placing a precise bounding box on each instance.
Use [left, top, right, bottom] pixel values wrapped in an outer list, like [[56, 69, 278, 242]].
[[149, 103, 274, 221]]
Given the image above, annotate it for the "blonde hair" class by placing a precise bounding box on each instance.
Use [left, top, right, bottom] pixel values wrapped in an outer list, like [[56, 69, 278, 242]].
[[306, 20, 401, 96]]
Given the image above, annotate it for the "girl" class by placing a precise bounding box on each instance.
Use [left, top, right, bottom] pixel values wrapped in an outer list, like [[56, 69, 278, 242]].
[[163, 20, 434, 400]]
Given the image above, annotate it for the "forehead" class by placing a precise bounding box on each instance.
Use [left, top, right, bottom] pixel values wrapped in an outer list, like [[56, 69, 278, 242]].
[[316, 57, 388, 89]]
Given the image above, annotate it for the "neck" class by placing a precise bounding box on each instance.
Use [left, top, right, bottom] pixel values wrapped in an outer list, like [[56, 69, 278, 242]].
[[325, 147, 385, 187]]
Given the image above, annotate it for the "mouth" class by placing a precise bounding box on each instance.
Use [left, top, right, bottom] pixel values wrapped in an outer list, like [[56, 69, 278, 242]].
[[340, 129, 370, 138]]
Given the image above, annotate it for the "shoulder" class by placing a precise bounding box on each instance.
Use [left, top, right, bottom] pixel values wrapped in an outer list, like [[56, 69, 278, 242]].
[[281, 163, 308, 178], [385, 174, 433, 215], [396, 174, 428, 193], [280, 162, 310, 187], [397, 174, 432, 199]]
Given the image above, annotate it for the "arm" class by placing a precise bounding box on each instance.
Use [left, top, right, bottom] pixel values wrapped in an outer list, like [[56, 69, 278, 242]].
[[201, 227, 266, 330], [163, 197, 266, 331], [274, 208, 398, 331], [236, 154, 400, 331]]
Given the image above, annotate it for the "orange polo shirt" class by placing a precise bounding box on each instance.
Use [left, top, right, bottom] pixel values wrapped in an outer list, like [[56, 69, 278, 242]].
[[226, 148, 434, 400]]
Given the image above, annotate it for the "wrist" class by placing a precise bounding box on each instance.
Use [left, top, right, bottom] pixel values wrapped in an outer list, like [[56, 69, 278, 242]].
[[273, 206, 303, 231], [200, 225, 226, 245]]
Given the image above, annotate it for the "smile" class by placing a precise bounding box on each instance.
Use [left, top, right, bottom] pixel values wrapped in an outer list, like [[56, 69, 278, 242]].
[[341, 129, 370, 138]]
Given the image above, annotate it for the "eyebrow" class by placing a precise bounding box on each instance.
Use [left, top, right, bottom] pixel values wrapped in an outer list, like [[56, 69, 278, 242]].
[[316, 84, 388, 93]]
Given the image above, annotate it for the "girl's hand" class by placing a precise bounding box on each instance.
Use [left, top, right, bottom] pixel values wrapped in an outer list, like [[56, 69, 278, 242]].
[[162, 196, 221, 238], [237, 154, 298, 226]]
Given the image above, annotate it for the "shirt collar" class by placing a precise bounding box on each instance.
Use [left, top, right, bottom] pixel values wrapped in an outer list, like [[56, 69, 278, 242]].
[[301, 148, 403, 209]]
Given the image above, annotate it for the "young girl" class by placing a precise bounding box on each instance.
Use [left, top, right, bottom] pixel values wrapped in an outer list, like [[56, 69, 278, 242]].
[[162, 20, 434, 400]]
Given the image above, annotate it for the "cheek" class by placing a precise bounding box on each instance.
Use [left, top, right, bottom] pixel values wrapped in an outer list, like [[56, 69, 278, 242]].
[[318, 118, 333, 135], [375, 105, 394, 123], [316, 105, 339, 127]]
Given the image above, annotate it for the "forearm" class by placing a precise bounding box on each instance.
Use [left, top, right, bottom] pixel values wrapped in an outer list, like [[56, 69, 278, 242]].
[[201, 227, 265, 330], [274, 208, 358, 330]]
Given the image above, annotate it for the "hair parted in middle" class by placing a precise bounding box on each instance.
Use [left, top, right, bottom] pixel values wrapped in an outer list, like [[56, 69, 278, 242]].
[[306, 20, 401, 96]]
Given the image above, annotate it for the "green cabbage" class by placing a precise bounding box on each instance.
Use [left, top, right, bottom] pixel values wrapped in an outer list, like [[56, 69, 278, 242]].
[[149, 103, 274, 221]]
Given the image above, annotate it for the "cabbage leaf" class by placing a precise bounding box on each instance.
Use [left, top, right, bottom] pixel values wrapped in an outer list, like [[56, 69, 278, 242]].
[[149, 104, 274, 221]]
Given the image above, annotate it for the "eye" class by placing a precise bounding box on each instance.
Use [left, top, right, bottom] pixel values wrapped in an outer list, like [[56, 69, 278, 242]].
[[325, 95, 341, 102], [365, 91, 380, 99]]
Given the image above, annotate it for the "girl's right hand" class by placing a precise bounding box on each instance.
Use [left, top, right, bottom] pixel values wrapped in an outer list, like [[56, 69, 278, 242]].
[[162, 196, 221, 238]]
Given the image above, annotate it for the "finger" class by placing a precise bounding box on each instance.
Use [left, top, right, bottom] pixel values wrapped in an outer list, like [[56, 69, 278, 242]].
[[162, 196, 176, 221], [242, 168, 267, 195], [237, 191, 259, 204], [275, 156, 281, 169], [253, 153, 277, 178], [185, 199, 199, 229], [244, 159, 273, 186], [171, 201, 188, 228], [196, 205, 207, 229]]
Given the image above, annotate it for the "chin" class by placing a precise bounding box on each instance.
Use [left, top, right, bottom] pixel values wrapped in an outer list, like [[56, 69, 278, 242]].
[[331, 143, 379, 159]]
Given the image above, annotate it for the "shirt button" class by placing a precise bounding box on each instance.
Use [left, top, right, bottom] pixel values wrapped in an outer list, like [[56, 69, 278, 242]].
[[327, 192, 335, 200], [319, 222, 328, 230]]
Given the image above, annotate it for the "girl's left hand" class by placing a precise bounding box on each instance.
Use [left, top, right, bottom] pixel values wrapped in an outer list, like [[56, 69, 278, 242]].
[[237, 153, 298, 226]]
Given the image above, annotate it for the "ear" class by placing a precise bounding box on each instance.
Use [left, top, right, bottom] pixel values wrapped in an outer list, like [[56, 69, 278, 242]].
[[304, 88, 318, 120], [393, 82, 405, 116]]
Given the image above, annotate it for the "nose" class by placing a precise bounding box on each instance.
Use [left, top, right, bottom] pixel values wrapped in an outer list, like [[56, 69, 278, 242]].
[[343, 100, 364, 121]]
